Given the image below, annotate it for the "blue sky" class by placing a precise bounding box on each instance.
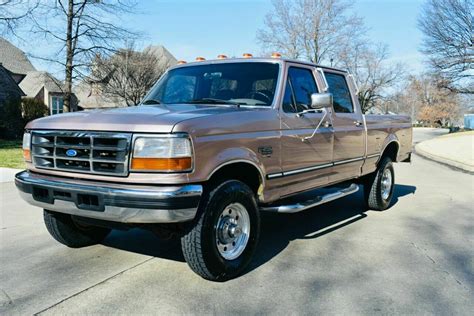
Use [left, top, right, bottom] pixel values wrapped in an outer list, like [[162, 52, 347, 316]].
[[13, 0, 426, 77]]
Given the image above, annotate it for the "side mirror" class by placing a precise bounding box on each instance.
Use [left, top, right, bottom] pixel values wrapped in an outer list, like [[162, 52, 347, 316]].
[[310, 93, 332, 109]]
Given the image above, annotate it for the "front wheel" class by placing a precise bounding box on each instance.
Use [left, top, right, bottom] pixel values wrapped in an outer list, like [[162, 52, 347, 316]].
[[43, 210, 111, 248], [181, 180, 260, 281], [363, 157, 395, 210]]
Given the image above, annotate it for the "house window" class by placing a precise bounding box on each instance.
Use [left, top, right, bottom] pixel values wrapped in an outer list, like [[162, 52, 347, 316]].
[[51, 96, 64, 115]]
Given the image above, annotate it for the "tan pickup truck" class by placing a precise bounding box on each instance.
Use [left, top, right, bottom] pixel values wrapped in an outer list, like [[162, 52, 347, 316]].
[[16, 57, 412, 281]]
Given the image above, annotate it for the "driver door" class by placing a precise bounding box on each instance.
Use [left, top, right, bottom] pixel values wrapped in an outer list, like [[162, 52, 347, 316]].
[[279, 65, 334, 196]]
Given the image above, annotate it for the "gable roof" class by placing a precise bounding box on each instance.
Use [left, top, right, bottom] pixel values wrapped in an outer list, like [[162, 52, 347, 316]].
[[147, 45, 177, 65], [0, 37, 36, 75], [0, 64, 25, 103], [19, 71, 64, 98], [73, 80, 121, 109]]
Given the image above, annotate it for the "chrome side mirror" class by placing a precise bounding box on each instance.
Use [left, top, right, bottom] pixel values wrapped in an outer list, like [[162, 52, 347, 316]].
[[310, 93, 333, 109]]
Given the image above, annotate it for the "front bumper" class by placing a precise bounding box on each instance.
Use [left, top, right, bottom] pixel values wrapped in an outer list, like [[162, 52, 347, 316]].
[[15, 171, 203, 223]]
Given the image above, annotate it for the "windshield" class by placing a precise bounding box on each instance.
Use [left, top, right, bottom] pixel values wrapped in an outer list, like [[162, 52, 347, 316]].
[[142, 62, 280, 106]]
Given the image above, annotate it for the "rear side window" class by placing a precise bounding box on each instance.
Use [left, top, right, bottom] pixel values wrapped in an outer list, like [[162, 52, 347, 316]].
[[324, 72, 354, 113], [283, 67, 319, 113]]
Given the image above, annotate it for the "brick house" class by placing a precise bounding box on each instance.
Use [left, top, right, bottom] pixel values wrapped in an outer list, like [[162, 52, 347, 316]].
[[0, 64, 25, 105], [0, 37, 76, 114]]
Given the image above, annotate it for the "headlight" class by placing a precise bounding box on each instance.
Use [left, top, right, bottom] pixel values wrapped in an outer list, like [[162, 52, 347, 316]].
[[22, 132, 31, 162], [131, 135, 193, 172]]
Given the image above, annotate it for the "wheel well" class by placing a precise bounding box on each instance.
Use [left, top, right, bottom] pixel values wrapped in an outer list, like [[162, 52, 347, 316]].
[[380, 141, 399, 163], [208, 162, 263, 195]]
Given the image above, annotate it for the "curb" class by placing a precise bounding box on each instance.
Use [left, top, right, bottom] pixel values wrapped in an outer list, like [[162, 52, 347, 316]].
[[415, 143, 473, 174], [0, 168, 22, 183]]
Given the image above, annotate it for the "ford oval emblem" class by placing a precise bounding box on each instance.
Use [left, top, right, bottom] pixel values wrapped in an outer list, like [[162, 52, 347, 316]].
[[66, 149, 78, 157]]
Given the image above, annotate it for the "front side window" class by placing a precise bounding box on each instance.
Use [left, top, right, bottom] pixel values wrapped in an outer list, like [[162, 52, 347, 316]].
[[144, 62, 280, 106], [51, 96, 64, 115], [324, 72, 354, 113], [283, 67, 318, 113]]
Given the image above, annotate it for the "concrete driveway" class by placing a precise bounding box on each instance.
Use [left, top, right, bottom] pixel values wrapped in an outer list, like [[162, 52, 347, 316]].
[[1, 129, 472, 315]]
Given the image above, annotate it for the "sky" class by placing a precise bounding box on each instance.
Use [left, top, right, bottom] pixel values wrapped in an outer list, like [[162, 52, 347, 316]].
[[10, 0, 426, 78]]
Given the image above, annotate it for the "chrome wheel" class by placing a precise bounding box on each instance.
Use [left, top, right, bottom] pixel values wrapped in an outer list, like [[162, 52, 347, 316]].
[[215, 202, 250, 260], [381, 168, 392, 200]]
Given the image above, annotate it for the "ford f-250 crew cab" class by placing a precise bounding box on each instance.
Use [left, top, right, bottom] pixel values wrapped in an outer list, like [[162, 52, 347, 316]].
[[15, 57, 412, 281]]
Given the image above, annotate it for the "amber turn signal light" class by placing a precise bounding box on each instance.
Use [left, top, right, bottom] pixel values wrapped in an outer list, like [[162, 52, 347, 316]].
[[131, 157, 192, 171], [23, 149, 31, 162]]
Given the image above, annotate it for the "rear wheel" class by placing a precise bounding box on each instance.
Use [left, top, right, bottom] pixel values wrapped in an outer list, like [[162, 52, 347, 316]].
[[43, 210, 111, 248], [181, 180, 260, 281], [363, 157, 395, 210]]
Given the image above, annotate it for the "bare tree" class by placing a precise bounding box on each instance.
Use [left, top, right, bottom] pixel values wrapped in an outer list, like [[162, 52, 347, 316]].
[[0, 0, 38, 34], [418, 0, 473, 94], [257, 0, 366, 64], [29, 0, 138, 111], [340, 43, 405, 112], [392, 74, 462, 126], [92, 46, 171, 106]]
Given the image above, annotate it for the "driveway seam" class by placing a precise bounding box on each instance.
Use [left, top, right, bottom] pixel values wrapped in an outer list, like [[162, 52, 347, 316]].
[[410, 242, 468, 291], [34, 257, 155, 315]]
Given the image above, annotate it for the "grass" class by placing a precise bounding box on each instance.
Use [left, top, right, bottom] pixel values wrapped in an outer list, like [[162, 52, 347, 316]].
[[0, 139, 25, 169]]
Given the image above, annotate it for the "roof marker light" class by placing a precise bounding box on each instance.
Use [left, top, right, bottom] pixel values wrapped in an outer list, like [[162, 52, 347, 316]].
[[242, 53, 253, 58], [195, 57, 206, 61], [217, 54, 228, 59], [177, 60, 187, 64], [271, 52, 282, 58]]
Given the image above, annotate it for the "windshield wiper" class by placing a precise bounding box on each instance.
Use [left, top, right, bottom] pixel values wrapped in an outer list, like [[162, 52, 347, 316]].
[[188, 98, 242, 106], [142, 99, 161, 105]]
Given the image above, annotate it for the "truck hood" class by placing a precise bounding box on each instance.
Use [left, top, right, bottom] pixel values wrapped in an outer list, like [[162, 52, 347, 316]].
[[26, 104, 248, 133]]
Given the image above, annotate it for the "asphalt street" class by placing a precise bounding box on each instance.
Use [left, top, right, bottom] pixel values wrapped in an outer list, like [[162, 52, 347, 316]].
[[1, 128, 472, 315]]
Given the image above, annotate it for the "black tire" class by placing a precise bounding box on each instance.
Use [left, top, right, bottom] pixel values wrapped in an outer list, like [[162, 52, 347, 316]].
[[43, 210, 111, 248], [181, 180, 260, 281], [363, 157, 395, 211]]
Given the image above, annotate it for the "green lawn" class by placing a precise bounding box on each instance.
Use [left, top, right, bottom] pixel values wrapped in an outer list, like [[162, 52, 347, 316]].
[[0, 139, 25, 169]]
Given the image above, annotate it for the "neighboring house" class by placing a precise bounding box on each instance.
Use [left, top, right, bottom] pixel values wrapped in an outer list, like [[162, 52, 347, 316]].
[[0, 64, 25, 104], [75, 45, 177, 110], [74, 80, 123, 110], [19, 71, 77, 115], [0, 37, 36, 84], [0, 37, 76, 114], [148, 45, 177, 70]]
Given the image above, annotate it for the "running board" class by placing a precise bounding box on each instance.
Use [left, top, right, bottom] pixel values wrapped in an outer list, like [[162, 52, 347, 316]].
[[260, 183, 359, 213]]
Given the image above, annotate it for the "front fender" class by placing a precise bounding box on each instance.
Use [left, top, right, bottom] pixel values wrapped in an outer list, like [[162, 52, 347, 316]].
[[189, 141, 269, 186], [204, 147, 266, 182]]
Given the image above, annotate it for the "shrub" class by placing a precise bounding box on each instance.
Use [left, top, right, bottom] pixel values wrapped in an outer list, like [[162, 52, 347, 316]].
[[0, 97, 48, 140], [0, 98, 24, 139], [21, 98, 48, 123]]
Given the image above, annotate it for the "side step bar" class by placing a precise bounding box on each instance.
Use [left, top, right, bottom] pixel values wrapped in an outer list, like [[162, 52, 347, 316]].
[[260, 183, 359, 213]]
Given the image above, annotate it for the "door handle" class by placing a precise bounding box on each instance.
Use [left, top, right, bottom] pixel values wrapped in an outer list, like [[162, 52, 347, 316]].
[[354, 120, 363, 127], [323, 121, 332, 128]]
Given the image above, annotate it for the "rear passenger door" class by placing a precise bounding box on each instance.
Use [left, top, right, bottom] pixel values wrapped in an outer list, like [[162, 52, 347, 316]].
[[324, 71, 365, 182]]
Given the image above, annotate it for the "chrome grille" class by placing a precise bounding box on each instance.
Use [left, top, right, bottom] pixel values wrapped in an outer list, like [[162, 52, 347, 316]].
[[31, 131, 132, 176]]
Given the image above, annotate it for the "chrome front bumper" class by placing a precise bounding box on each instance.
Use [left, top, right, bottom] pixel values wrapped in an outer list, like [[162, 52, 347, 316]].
[[15, 171, 203, 223]]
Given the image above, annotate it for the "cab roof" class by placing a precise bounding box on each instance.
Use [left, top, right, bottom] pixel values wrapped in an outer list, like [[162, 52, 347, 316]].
[[171, 57, 348, 74]]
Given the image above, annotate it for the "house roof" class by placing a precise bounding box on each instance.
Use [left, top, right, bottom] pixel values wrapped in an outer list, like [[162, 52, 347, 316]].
[[19, 71, 64, 98], [73, 81, 122, 109], [0, 37, 36, 75], [0, 64, 25, 102], [147, 45, 177, 65]]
